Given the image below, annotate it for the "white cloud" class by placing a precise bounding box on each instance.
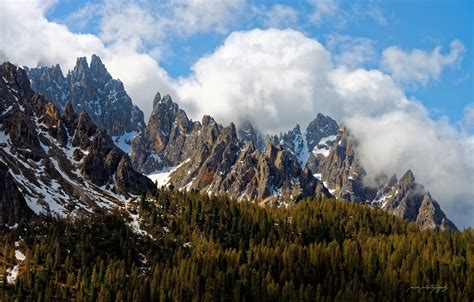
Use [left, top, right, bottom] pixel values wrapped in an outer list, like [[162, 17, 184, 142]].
[[176, 28, 473, 228], [168, 0, 245, 36], [308, 0, 339, 23], [99, 2, 162, 49], [381, 40, 465, 87], [462, 103, 474, 132], [346, 111, 474, 229], [0, 0, 105, 70], [365, 1, 388, 27], [326, 34, 377, 68], [253, 4, 299, 28], [176, 28, 335, 133], [62, 2, 101, 32]]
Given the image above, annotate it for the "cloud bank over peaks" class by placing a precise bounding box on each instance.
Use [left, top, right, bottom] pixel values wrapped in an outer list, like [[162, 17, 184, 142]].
[[176, 28, 335, 134], [176, 28, 473, 228]]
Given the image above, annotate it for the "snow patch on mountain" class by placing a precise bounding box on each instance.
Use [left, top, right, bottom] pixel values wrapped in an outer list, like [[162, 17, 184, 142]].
[[311, 134, 337, 157], [113, 131, 138, 154]]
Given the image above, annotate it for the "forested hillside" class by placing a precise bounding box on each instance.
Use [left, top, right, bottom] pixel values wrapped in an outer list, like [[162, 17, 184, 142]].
[[1, 189, 472, 301]]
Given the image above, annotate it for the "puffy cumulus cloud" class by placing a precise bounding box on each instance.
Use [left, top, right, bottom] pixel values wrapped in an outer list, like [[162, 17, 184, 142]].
[[98, 1, 163, 49], [176, 28, 473, 228], [176, 28, 335, 133], [381, 40, 465, 87], [0, 0, 106, 70], [0, 0, 174, 119], [176, 28, 409, 131]]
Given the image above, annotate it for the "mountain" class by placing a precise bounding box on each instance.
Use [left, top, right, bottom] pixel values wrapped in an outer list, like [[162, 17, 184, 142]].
[[131, 92, 455, 230], [0, 62, 153, 223], [236, 119, 266, 151], [309, 126, 457, 230], [26, 55, 145, 150], [132, 94, 330, 206], [3, 53, 458, 231], [372, 170, 457, 231], [274, 114, 339, 166], [276, 124, 309, 165]]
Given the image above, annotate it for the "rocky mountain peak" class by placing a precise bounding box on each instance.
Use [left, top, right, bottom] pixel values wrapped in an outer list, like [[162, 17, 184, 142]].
[[131, 92, 194, 173], [152, 92, 161, 109], [372, 169, 457, 231], [89, 54, 112, 82], [305, 113, 339, 151], [399, 169, 416, 188], [1, 63, 33, 97], [236, 120, 266, 151], [417, 192, 457, 231], [73, 57, 89, 75], [26, 54, 145, 139]]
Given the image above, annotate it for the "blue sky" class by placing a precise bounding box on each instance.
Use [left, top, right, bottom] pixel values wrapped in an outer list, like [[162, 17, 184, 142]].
[[43, 0, 473, 125]]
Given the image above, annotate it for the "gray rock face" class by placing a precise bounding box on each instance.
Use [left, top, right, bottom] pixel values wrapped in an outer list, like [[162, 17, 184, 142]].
[[275, 114, 339, 169], [305, 113, 339, 151], [417, 192, 457, 231], [132, 93, 329, 206], [374, 170, 457, 231], [277, 125, 308, 164], [0, 62, 153, 219], [131, 93, 194, 174], [307, 125, 457, 231], [236, 120, 266, 152], [309, 125, 372, 202], [26, 55, 145, 137], [132, 92, 456, 230]]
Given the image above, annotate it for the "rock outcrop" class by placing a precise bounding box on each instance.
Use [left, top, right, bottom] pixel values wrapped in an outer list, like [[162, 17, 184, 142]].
[[308, 125, 372, 202], [131, 93, 194, 174], [305, 113, 339, 152]]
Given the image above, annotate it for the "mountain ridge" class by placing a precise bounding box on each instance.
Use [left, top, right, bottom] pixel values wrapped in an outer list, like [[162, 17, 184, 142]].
[[5, 55, 458, 231], [26, 55, 145, 141], [0, 62, 153, 221]]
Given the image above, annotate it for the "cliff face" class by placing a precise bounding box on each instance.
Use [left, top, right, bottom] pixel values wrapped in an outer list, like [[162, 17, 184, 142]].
[[0, 62, 153, 221]]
